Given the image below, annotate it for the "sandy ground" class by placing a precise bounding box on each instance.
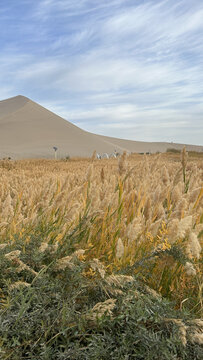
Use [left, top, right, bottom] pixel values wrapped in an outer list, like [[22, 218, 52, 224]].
[[0, 95, 202, 159]]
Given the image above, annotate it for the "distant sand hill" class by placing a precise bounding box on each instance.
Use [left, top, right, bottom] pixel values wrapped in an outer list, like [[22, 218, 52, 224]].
[[0, 95, 202, 159]]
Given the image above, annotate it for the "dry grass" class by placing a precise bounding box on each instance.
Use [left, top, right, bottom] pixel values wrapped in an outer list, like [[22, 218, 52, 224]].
[[0, 151, 202, 315]]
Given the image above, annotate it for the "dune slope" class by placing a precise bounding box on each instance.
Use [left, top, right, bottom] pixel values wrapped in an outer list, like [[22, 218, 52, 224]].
[[0, 95, 202, 159]]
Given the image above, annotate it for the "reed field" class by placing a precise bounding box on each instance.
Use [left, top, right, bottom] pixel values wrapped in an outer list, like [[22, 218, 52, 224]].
[[0, 149, 202, 359]]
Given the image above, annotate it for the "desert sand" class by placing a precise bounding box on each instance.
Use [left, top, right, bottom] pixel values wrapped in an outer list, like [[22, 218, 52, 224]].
[[0, 95, 202, 159]]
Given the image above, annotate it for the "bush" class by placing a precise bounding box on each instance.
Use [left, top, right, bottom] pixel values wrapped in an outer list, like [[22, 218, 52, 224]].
[[0, 234, 202, 359], [166, 148, 181, 153]]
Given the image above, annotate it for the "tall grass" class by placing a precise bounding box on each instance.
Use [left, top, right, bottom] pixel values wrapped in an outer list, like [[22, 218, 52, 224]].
[[0, 152, 202, 358]]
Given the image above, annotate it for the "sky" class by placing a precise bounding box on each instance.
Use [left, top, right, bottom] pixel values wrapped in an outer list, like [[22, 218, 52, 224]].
[[0, 0, 203, 146]]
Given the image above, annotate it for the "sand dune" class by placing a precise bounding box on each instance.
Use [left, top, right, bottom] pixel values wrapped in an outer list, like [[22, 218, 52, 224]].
[[0, 95, 202, 159]]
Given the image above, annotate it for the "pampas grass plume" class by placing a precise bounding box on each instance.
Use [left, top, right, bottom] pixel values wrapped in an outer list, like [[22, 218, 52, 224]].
[[116, 238, 125, 259]]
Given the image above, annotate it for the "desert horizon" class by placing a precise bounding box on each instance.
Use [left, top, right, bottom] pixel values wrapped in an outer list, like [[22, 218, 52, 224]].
[[0, 95, 202, 160]]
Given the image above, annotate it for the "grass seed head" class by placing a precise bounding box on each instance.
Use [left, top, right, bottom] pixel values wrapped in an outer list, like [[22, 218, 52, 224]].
[[10, 281, 30, 290], [118, 151, 128, 175], [116, 238, 125, 259], [88, 298, 117, 321], [186, 232, 201, 259], [5, 250, 21, 260], [184, 262, 196, 276], [181, 146, 188, 170]]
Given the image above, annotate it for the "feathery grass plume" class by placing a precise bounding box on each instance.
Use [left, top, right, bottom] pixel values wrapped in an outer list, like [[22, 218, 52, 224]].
[[38, 242, 49, 253], [153, 184, 162, 203], [171, 182, 183, 203], [87, 299, 117, 321], [156, 203, 165, 219], [186, 320, 203, 345], [5, 250, 21, 260], [144, 285, 162, 299], [187, 164, 199, 190], [91, 189, 101, 209], [105, 274, 134, 288], [126, 177, 134, 193], [176, 198, 188, 219], [5, 249, 37, 275], [164, 318, 187, 347], [167, 219, 179, 244], [3, 192, 14, 218], [162, 165, 170, 185], [189, 186, 202, 204], [100, 167, 105, 183], [73, 249, 86, 260], [56, 255, 75, 270], [0, 221, 9, 228], [186, 231, 201, 259], [181, 146, 188, 186], [173, 167, 183, 186], [176, 321, 188, 347], [86, 163, 93, 182], [188, 331, 203, 345], [176, 215, 193, 239], [116, 238, 125, 259], [143, 197, 152, 220], [143, 153, 150, 173], [91, 150, 97, 162], [0, 243, 7, 250], [15, 259, 38, 276], [90, 258, 106, 278], [160, 186, 169, 204], [118, 151, 127, 175], [193, 187, 203, 209], [126, 220, 142, 245], [187, 319, 203, 327], [194, 223, 203, 236], [48, 243, 59, 253], [104, 275, 134, 296], [56, 250, 86, 270], [184, 262, 196, 276], [105, 287, 124, 296], [181, 146, 188, 171], [9, 281, 30, 290], [149, 219, 162, 237]]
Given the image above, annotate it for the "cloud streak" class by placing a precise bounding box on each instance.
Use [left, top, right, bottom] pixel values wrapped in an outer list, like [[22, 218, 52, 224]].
[[0, 0, 203, 145]]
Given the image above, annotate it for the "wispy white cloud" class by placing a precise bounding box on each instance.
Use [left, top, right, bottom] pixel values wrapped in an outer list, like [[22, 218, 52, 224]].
[[36, 0, 125, 18], [0, 0, 203, 145]]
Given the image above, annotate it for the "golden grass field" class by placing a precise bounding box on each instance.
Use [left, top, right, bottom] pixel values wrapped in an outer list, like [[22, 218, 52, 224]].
[[0, 150, 202, 316]]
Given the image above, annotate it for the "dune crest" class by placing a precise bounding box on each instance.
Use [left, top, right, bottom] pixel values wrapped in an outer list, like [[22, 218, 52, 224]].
[[0, 96, 202, 159]]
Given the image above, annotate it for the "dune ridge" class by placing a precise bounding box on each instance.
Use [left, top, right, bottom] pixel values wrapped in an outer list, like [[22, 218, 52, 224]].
[[0, 95, 202, 159]]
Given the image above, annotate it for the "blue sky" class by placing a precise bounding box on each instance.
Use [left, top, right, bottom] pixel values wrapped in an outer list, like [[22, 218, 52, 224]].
[[0, 0, 203, 145]]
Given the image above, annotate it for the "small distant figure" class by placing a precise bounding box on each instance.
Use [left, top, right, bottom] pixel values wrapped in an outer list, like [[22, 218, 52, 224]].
[[53, 146, 58, 159]]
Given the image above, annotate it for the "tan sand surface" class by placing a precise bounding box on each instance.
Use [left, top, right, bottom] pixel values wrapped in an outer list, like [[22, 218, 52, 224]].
[[0, 95, 202, 159]]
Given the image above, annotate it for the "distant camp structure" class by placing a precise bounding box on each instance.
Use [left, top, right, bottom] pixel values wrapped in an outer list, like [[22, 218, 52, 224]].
[[96, 150, 120, 159]]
